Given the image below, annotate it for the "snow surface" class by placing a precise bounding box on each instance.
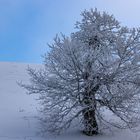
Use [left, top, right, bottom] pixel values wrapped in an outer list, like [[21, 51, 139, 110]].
[[0, 61, 140, 140]]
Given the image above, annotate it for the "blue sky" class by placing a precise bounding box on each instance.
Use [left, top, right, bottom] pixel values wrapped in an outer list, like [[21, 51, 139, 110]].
[[1, 0, 140, 63]]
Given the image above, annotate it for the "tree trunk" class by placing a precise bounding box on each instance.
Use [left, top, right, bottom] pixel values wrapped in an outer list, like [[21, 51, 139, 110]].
[[82, 61, 99, 136], [82, 99, 98, 136]]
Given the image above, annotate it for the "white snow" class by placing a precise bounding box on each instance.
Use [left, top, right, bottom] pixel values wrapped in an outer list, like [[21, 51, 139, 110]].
[[0, 61, 140, 140]]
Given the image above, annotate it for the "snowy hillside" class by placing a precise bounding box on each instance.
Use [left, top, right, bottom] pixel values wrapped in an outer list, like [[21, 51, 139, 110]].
[[0, 62, 140, 140]]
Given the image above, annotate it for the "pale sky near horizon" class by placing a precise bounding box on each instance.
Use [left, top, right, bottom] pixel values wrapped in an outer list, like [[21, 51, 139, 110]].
[[1, 0, 140, 63]]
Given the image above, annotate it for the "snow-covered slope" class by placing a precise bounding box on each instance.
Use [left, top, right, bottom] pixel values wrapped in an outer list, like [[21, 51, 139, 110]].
[[0, 62, 41, 140], [0, 62, 140, 140]]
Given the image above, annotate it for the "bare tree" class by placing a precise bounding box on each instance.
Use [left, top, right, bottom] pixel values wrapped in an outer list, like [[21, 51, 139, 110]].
[[22, 9, 140, 136]]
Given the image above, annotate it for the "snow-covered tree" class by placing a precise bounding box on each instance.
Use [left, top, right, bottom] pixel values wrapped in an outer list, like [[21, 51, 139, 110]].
[[22, 9, 140, 136]]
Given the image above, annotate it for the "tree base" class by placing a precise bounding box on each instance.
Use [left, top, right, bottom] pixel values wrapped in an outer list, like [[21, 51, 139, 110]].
[[82, 130, 99, 136]]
